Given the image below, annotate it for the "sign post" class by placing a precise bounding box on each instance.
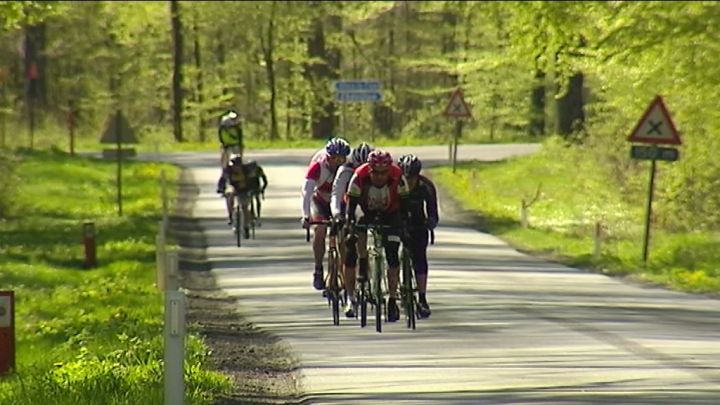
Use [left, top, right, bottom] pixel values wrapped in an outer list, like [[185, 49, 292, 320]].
[[100, 110, 138, 217], [627, 95, 682, 264], [0, 290, 15, 375], [443, 89, 473, 173]]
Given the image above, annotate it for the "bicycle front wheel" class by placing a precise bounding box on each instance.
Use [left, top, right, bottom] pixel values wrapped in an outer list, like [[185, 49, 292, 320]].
[[373, 255, 383, 333], [328, 248, 340, 326]]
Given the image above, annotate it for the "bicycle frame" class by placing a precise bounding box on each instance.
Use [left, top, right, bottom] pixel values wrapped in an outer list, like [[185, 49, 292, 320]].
[[306, 219, 345, 325], [353, 222, 393, 333], [229, 190, 255, 247]]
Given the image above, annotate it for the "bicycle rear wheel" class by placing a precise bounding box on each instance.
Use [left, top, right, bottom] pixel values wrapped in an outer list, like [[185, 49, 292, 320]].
[[234, 203, 242, 247], [401, 248, 416, 330]]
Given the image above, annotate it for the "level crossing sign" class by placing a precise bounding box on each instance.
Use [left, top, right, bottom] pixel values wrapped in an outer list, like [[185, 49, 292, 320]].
[[628, 95, 681, 145], [443, 89, 472, 118]]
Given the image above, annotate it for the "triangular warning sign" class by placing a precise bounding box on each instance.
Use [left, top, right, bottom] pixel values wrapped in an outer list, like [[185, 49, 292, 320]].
[[100, 110, 138, 144], [628, 96, 681, 145], [443, 89, 472, 118]]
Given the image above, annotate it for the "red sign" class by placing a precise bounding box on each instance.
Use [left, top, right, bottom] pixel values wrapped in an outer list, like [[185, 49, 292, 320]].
[[443, 89, 472, 118], [27, 62, 38, 80], [0, 290, 14, 375], [628, 95, 681, 145]]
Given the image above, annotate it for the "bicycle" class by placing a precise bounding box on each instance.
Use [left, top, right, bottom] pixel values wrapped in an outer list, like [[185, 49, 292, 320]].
[[351, 221, 395, 333], [399, 225, 435, 330], [228, 190, 254, 247], [306, 218, 345, 326]]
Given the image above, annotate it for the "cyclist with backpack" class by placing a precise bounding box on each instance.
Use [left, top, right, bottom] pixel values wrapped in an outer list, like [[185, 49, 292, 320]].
[[216, 110, 245, 194], [397, 154, 438, 318], [224, 154, 267, 239]]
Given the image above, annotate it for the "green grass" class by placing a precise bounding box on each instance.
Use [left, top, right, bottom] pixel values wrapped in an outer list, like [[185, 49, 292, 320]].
[[431, 136, 720, 296], [2, 118, 538, 154], [0, 149, 231, 404]]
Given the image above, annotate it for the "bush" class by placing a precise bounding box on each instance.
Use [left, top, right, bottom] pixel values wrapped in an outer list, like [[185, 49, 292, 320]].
[[0, 149, 19, 218]]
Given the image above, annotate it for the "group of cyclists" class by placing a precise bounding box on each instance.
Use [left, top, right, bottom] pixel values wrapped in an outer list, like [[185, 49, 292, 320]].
[[301, 137, 439, 323], [213, 108, 440, 323], [215, 110, 267, 239]]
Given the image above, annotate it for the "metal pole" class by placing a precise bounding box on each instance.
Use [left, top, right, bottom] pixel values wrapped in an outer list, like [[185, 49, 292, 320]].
[[342, 102, 346, 137], [161, 170, 168, 233], [642, 156, 657, 264], [115, 110, 123, 217], [452, 120, 462, 173]]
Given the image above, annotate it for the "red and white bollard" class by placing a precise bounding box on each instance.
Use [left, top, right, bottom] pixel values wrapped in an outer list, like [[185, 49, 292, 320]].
[[0, 290, 15, 375], [83, 222, 97, 268]]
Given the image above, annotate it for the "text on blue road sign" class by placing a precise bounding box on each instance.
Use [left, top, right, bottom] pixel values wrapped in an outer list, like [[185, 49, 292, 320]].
[[335, 92, 382, 102], [334, 81, 381, 92]]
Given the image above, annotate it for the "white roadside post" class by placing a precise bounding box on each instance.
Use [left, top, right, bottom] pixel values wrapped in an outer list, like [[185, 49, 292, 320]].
[[158, 171, 185, 405], [163, 251, 185, 405]]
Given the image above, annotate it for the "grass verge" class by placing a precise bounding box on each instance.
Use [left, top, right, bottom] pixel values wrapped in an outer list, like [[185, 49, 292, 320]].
[[0, 148, 231, 404], [431, 137, 720, 296]]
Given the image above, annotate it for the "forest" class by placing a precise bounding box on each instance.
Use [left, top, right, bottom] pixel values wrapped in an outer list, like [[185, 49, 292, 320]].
[[1, 1, 719, 229]]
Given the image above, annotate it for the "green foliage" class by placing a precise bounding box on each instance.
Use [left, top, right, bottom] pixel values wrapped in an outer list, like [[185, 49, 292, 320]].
[[432, 137, 720, 295], [0, 1, 719, 227], [0, 151, 230, 404], [0, 148, 19, 217]]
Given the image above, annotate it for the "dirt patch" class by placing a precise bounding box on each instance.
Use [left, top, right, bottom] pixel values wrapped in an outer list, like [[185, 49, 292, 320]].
[[182, 269, 303, 404]]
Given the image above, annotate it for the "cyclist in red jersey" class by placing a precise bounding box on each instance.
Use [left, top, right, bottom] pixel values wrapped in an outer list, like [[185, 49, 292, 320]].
[[344, 149, 409, 322]]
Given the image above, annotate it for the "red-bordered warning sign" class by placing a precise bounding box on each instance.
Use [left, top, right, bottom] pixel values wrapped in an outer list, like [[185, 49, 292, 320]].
[[0, 290, 14, 375], [628, 95, 681, 145], [443, 89, 472, 118]]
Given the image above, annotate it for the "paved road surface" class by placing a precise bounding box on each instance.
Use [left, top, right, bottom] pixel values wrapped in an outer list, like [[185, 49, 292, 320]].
[[150, 144, 720, 404]]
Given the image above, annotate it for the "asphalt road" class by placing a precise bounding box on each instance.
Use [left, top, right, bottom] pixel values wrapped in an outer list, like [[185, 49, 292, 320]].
[[151, 144, 720, 404]]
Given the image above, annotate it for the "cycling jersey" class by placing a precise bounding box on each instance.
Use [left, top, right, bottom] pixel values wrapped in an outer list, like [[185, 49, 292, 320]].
[[404, 174, 439, 227], [226, 161, 267, 194], [346, 163, 408, 217], [301, 155, 340, 219], [330, 163, 356, 218], [218, 125, 243, 148]]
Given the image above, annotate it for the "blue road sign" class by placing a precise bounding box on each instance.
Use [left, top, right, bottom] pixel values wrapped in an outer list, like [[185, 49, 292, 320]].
[[335, 91, 382, 103], [334, 80, 381, 92]]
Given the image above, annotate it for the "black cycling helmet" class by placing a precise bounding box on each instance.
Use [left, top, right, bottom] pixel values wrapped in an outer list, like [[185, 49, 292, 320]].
[[228, 153, 243, 167], [398, 154, 422, 177]]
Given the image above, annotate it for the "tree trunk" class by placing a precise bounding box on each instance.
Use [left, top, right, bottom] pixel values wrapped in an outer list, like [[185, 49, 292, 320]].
[[24, 23, 47, 108], [304, 14, 339, 140], [260, 1, 279, 141], [192, 10, 205, 142], [170, 0, 184, 142], [555, 72, 584, 137], [529, 67, 546, 137]]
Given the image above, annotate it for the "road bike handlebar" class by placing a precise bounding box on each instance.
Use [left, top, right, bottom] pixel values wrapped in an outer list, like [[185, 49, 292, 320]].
[[305, 219, 342, 242], [304, 219, 435, 245]]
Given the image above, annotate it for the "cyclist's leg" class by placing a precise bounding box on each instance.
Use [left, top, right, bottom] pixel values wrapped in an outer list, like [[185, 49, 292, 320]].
[[218, 146, 230, 193], [383, 213, 403, 322], [254, 190, 262, 222], [383, 214, 402, 300], [225, 190, 234, 224], [411, 227, 430, 295], [311, 198, 330, 289]]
